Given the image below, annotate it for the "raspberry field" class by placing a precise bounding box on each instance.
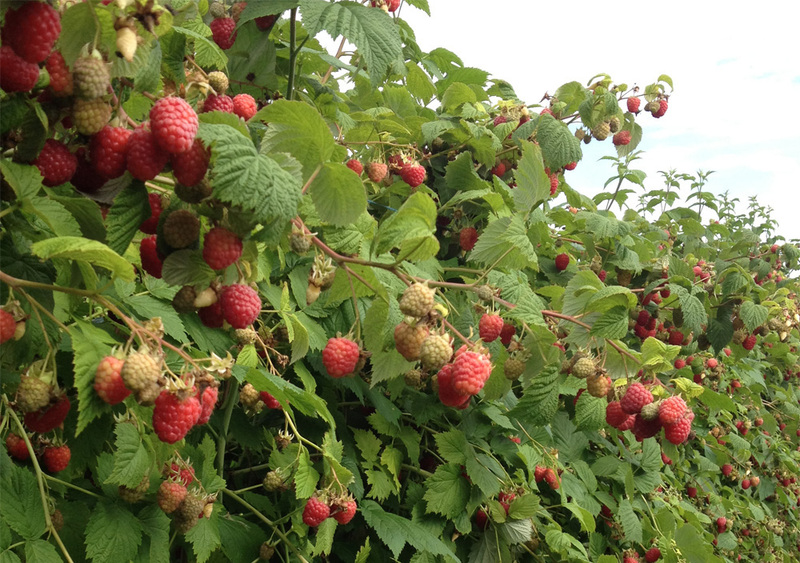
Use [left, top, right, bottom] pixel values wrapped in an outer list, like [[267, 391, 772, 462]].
[[2, 1, 800, 562]]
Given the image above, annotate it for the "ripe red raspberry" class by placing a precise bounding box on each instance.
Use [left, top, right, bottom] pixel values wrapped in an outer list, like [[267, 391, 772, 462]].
[[716, 516, 727, 533], [499, 322, 516, 346], [34, 139, 77, 187], [139, 193, 163, 234], [741, 478, 750, 490], [743, 334, 756, 351], [232, 93, 257, 120], [613, 131, 632, 146], [94, 355, 131, 405], [620, 382, 653, 415], [475, 508, 488, 529], [721, 463, 733, 477], [203, 227, 243, 270], [606, 401, 635, 430], [71, 148, 107, 193], [543, 468, 560, 489], [632, 414, 662, 441], [220, 284, 261, 328], [479, 313, 504, 343], [668, 330, 684, 346], [152, 390, 202, 443], [6, 433, 30, 460], [664, 415, 692, 445], [346, 159, 363, 175], [157, 480, 187, 513], [549, 172, 559, 195], [322, 337, 360, 378], [366, 162, 388, 182], [139, 236, 163, 278], [127, 124, 170, 181], [0, 309, 16, 344], [198, 301, 224, 328], [333, 499, 357, 524], [627, 97, 641, 113], [1, 2, 61, 64], [303, 496, 330, 527], [201, 93, 235, 113], [150, 97, 199, 154], [533, 465, 547, 482], [399, 163, 426, 188], [170, 139, 209, 187], [24, 395, 71, 433], [399, 283, 435, 317], [436, 363, 471, 407], [459, 227, 478, 251], [452, 348, 492, 395], [260, 391, 282, 410], [255, 14, 277, 30], [210, 17, 237, 50], [196, 385, 219, 425], [90, 126, 132, 179], [164, 462, 195, 486], [653, 99, 668, 118], [42, 445, 71, 473], [46, 52, 73, 96], [0, 46, 39, 92], [564, 161, 578, 171], [394, 321, 429, 361], [554, 253, 570, 271], [387, 154, 405, 173], [493, 115, 507, 126], [659, 395, 687, 425]]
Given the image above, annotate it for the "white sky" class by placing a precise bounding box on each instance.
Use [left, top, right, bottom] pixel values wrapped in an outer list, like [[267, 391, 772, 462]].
[[392, 1, 800, 240]]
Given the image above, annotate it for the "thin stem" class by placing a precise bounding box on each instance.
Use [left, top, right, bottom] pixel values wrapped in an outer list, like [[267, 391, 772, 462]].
[[44, 475, 103, 499], [216, 379, 238, 478], [286, 8, 298, 100], [321, 36, 347, 85], [0, 204, 18, 219], [223, 488, 310, 563]]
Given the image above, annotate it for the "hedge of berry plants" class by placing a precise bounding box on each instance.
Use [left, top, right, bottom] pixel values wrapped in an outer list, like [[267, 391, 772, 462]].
[[2, 1, 800, 562]]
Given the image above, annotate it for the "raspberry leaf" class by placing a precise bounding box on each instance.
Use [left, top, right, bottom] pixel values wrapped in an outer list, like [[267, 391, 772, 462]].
[[85, 502, 143, 563], [32, 236, 136, 282], [106, 423, 153, 488], [309, 163, 367, 226], [511, 141, 551, 212], [422, 464, 470, 519]]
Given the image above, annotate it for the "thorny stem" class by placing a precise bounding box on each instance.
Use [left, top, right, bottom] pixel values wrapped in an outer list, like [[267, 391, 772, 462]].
[[223, 488, 310, 563], [285, 8, 298, 100]]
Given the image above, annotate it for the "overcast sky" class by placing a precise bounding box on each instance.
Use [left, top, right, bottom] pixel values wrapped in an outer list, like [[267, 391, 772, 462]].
[[390, 1, 800, 241]]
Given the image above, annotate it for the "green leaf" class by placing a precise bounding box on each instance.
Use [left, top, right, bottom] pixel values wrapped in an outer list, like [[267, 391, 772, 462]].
[[373, 191, 438, 259], [185, 512, 221, 563], [574, 392, 606, 431], [71, 321, 119, 435], [422, 464, 470, 518], [512, 141, 550, 212], [360, 500, 459, 562], [294, 449, 320, 499], [507, 495, 539, 519], [172, 25, 227, 70], [105, 181, 150, 255], [466, 453, 503, 498], [246, 369, 334, 427], [309, 163, 367, 226], [137, 505, 170, 563], [0, 460, 46, 540], [470, 215, 538, 270], [739, 300, 769, 332], [589, 305, 629, 339], [508, 366, 560, 426], [0, 160, 41, 200], [106, 423, 153, 488], [445, 152, 490, 192], [160, 250, 216, 286], [435, 429, 469, 465], [26, 196, 81, 237], [312, 518, 337, 556], [669, 284, 707, 336], [640, 337, 680, 372], [535, 113, 582, 170], [238, 0, 299, 25], [564, 502, 596, 533], [32, 236, 135, 281], [617, 499, 642, 544], [85, 502, 143, 563], [675, 523, 718, 563], [23, 540, 61, 563], [258, 100, 336, 180], [197, 123, 302, 224], [299, 1, 403, 86], [353, 429, 383, 465]]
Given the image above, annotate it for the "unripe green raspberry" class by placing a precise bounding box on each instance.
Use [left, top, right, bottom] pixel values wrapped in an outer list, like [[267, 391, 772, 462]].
[[263, 470, 285, 492], [172, 286, 197, 314], [207, 71, 229, 95], [609, 116, 621, 133], [399, 283, 435, 318], [586, 374, 611, 398], [72, 54, 110, 99], [645, 100, 660, 114], [174, 179, 213, 204], [403, 368, 424, 388], [174, 493, 205, 533], [239, 383, 260, 409], [121, 351, 161, 393], [118, 473, 150, 503], [209, 2, 226, 18], [592, 121, 611, 141], [289, 231, 312, 254], [234, 327, 258, 345], [259, 543, 276, 560], [572, 357, 595, 379], [503, 357, 525, 380], [16, 375, 52, 413], [476, 285, 494, 302], [419, 333, 453, 372], [73, 98, 111, 135], [640, 400, 661, 421], [162, 209, 200, 250]]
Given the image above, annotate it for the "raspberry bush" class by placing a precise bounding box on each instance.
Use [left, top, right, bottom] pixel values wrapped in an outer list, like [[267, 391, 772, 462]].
[[2, 1, 800, 562]]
